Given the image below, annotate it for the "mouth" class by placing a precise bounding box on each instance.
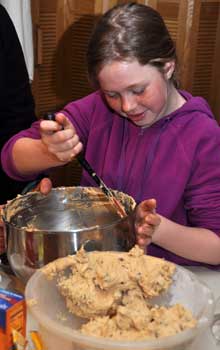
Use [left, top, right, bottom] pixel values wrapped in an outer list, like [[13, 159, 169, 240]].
[[126, 112, 145, 122]]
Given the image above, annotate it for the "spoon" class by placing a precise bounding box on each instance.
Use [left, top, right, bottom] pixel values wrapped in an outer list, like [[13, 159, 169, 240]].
[[43, 112, 127, 218]]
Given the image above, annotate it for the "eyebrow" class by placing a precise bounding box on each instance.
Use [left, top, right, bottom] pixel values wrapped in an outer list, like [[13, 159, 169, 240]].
[[103, 82, 147, 93], [128, 82, 146, 89]]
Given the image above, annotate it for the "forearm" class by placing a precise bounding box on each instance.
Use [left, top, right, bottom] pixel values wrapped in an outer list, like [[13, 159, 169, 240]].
[[152, 215, 220, 265], [13, 138, 66, 175]]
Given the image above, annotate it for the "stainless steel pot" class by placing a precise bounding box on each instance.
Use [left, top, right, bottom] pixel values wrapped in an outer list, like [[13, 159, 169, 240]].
[[2, 187, 136, 283]]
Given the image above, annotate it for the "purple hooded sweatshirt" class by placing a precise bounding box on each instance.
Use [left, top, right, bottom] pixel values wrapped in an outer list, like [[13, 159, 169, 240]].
[[2, 90, 220, 267]]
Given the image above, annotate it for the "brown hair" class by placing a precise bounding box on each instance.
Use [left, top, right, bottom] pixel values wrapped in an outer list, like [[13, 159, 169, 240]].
[[87, 2, 178, 88]]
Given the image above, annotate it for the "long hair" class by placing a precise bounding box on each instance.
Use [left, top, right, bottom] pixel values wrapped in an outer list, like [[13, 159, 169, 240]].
[[87, 2, 178, 88]]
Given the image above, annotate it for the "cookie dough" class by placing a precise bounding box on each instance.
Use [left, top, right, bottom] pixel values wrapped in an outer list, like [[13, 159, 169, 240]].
[[47, 246, 196, 340], [81, 303, 196, 340]]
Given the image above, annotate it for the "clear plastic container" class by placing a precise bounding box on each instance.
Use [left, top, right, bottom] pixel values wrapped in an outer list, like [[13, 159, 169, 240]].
[[25, 259, 214, 350], [0, 269, 12, 290]]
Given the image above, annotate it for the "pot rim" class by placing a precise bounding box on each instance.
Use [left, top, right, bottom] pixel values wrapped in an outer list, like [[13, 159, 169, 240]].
[[2, 186, 136, 232]]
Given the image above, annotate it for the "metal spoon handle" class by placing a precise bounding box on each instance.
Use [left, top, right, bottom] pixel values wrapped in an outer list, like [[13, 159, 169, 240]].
[[76, 153, 113, 197]]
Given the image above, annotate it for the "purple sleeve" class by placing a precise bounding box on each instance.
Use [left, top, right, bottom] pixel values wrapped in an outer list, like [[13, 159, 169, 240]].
[[1, 92, 105, 182], [60, 91, 105, 147], [184, 124, 220, 235], [1, 120, 41, 181]]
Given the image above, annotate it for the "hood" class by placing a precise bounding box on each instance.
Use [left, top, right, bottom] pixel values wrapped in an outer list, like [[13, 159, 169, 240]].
[[133, 90, 215, 202], [172, 90, 215, 120]]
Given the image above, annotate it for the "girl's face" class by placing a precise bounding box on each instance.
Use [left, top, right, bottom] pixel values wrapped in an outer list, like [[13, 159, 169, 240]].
[[98, 59, 175, 127]]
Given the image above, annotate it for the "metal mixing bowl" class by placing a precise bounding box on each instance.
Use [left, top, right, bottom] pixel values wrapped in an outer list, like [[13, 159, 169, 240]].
[[2, 187, 136, 283]]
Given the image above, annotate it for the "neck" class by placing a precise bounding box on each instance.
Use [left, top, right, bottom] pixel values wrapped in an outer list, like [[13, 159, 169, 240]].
[[166, 85, 186, 115]]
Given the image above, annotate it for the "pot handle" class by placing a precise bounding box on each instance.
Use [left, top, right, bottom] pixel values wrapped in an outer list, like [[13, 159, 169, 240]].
[[0, 181, 39, 256], [21, 179, 42, 195], [0, 213, 12, 274], [0, 175, 48, 259], [21, 174, 49, 195]]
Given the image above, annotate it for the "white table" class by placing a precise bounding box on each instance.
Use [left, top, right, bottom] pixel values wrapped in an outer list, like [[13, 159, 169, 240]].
[[185, 266, 220, 349]]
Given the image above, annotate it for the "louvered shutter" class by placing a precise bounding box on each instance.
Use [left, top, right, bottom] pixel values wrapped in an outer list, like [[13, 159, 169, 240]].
[[147, 0, 220, 121], [31, 1, 103, 186], [192, 1, 220, 119]]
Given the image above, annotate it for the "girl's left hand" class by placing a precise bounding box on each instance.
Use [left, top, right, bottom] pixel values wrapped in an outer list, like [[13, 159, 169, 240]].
[[134, 198, 161, 250]]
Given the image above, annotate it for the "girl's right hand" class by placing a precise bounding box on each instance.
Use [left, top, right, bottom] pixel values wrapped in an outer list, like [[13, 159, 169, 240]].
[[40, 113, 83, 163]]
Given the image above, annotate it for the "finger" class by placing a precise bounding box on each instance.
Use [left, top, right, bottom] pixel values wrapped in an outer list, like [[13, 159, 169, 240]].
[[137, 229, 153, 240], [136, 234, 152, 247], [135, 213, 160, 230], [70, 141, 83, 157], [56, 142, 83, 162], [56, 150, 77, 162], [38, 178, 53, 195], [40, 120, 62, 133], [55, 113, 74, 130], [49, 140, 83, 161], [58, 142, 83, 160], [135, 223, 160, 239], [49, 128, 76, 143], [135, 223, 154, 237], [139, 198, 157, 212], [143, 213, 161, 226], [136, 199, 157, 221], [46, 132, 78, 152], [57, 132, 80, 148]]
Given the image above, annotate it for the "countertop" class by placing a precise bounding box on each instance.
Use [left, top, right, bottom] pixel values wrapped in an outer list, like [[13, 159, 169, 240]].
[[1, 265, 220, 349], [185, 266, 220, 349]]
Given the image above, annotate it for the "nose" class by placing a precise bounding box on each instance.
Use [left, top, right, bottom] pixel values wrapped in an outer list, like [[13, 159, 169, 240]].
[[121, 95, 137, 114]]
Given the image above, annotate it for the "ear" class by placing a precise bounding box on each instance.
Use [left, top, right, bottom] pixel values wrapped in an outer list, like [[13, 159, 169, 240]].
[[164, 61, 175, 80]]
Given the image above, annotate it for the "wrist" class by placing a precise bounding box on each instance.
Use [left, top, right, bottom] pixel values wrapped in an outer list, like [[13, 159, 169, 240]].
[[151, 214, 163, 244]]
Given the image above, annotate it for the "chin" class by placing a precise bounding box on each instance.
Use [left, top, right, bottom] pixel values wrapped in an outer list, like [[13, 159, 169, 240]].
[[135, 120, 152, 127]]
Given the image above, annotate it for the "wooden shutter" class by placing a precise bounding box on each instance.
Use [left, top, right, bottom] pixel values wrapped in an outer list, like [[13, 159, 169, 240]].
[[31, 0, 58, 116], [31, 0, 98, 117], [32, 0, 220, 120], [31, 0, 99, 186], [192, 1, 220, 121], [146, 0, 220, 121]]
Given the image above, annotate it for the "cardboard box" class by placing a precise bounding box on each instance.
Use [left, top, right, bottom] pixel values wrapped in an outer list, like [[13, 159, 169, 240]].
[[0, 288, 26, 350]]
